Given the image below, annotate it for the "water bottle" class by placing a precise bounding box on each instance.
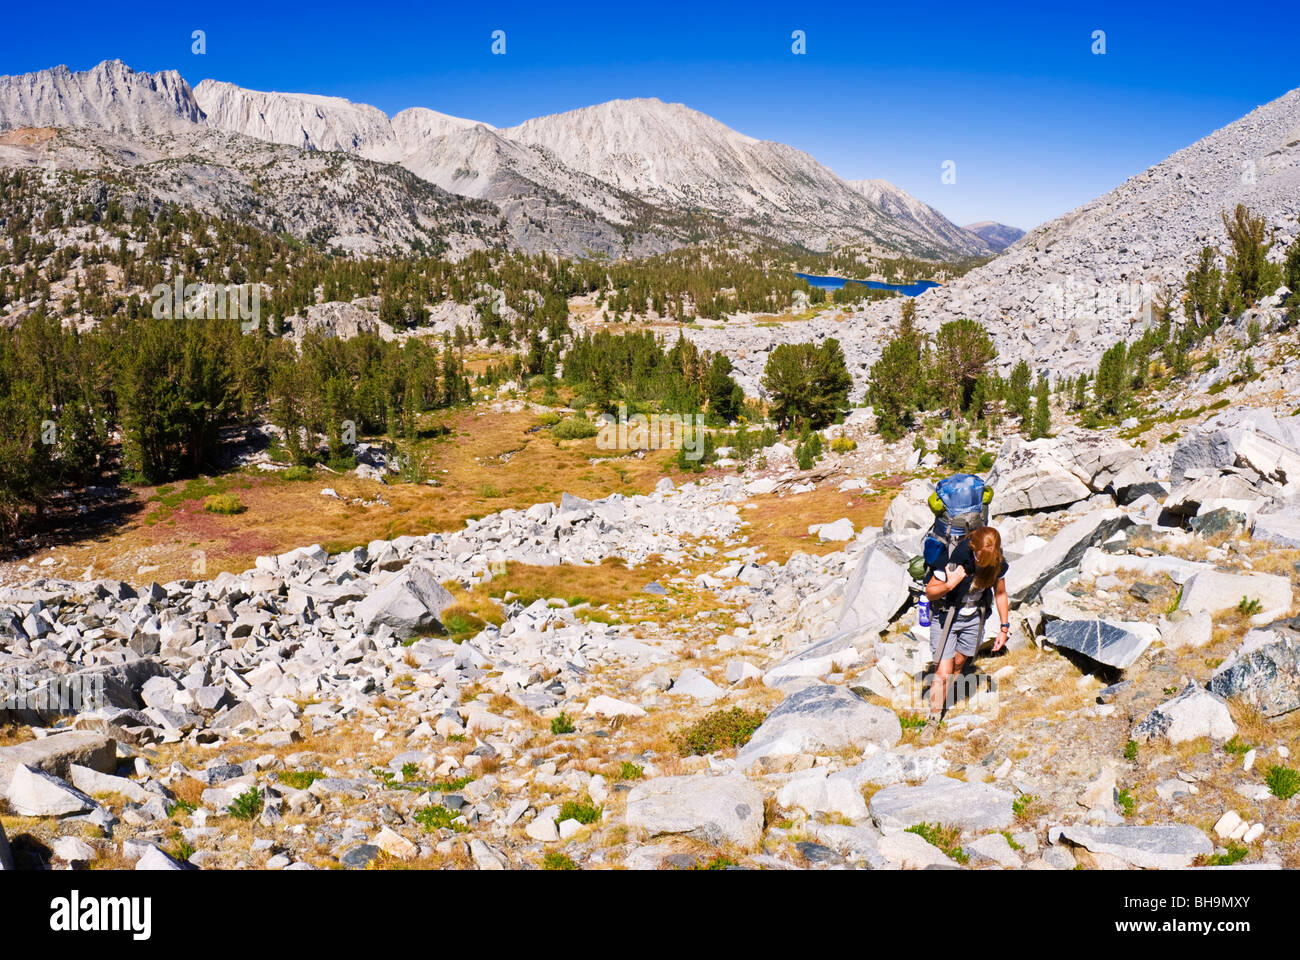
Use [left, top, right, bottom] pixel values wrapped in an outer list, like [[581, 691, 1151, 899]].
[[918, 596, 931, 628]]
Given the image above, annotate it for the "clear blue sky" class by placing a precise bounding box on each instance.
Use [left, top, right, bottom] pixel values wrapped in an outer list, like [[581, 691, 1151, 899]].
[[3, 0, 1296, 231]]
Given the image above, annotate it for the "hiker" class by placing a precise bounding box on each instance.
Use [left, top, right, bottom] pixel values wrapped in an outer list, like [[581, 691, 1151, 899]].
[[920, 525, 1010, 742]]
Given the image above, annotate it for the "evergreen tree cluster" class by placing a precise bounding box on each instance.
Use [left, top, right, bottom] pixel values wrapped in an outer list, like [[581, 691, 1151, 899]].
[[865, 301, 1000, 442], [561, 330, 741, 424], [0, 308, 470, 541]]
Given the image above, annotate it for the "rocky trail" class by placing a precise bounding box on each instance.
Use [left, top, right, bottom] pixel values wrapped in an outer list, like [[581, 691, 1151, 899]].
[[3, 371, 1300, 871]]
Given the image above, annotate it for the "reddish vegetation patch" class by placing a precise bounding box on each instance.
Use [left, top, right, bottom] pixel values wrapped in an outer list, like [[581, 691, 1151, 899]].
[[221, 529, 279, 558], [169, 505, 229, 539]]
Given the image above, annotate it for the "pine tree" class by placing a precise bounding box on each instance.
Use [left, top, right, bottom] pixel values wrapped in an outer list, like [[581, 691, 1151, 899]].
[[1030, 376, 1051, 439], [1284, 222, 1300, 295], [1183, 246, 1222, 328], [1222, 204, 1272, 308], [927, 319, 996, 415], [867, 307, 924, 441], [762, 339, 852, 431], [1094, 341, 1129, 417], [1007, 360, 1032, 426], [1072, 373, 1089, 411]]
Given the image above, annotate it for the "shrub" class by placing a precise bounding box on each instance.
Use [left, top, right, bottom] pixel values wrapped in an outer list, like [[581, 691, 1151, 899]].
[[167, 798, 196, 818], [427, 775, 474, 793], [1123, 740, 1139, 761], [414, 804, 467, 833], [1012, 793, 1040, 823], [795, 431, 823, 470], [1200, 842, 1248, 867], [282, 465, 313, 481], [227, 787, 263, 820], [905, 822, 968, 864], [692, 854, 739, 870], [1266, 764, 1300, 800], [558, 798, 602, 824], [1237, 596, 1263, 616], [203, 493, 245, 515], [552, 417, 597, 440], [442, 609, 485, 639], [543, 852, 577, 870], [536, 411, 561, 426], [830, 436, 857, 453], [937, 418, 968, 468], [551, 711, 575, 734], [1116, 788, 1135, 817], [670, 707, 767, 756], [617, 761, 644, 780], [1223, 736, 1253, 756]]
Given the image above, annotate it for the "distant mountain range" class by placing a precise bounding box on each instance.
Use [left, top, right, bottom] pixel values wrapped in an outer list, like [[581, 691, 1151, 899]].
[[963, 221, 1025, 251], [0, 60, 996, 259]]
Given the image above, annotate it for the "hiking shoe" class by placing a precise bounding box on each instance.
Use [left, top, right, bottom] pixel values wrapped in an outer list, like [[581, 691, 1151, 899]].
[[919, 717, 941, 744]]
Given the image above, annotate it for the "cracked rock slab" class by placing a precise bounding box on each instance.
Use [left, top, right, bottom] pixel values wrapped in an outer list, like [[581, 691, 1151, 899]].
[[1044, 619, 1155, 670], [625, 775, 764, 848], [870, 775, 1014, 835], [737, 684, 901, 768], [1055, 824, 1212, 869]]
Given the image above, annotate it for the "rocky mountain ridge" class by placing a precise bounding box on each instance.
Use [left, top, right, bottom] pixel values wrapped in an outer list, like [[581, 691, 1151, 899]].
[[845, 179, 994, 257], [0, 125, 511, 258], [0, 61, 987, 259]]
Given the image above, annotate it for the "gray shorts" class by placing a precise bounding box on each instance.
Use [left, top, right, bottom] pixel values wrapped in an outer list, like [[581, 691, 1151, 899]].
[[930, 610, 982, 662]]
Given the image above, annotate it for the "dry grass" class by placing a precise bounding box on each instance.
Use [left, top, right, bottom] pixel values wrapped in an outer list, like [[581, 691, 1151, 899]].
[[1241, 538, 1300, 578], [85, 844, 140, 871], [1226, 697, 1300, 750], [168, 775, 208, 810], [486, 556, 673, 608], [0, 406, 688, 586], [738, 486, 892, 565], [0, 723, 36, 747]]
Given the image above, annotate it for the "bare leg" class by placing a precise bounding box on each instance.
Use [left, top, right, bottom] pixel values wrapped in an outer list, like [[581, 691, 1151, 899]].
[[929, 658, 953, 717]]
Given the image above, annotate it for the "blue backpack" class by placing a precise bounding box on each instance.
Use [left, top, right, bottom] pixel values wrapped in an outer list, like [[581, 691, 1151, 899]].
[[921, 473, 993, 572]]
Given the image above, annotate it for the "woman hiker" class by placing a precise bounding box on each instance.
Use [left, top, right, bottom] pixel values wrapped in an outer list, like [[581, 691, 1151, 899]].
[[920, 525, 1010, 743]]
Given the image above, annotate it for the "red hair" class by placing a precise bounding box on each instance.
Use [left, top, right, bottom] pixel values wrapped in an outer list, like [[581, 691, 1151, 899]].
[[968, 526, 1003, 591]]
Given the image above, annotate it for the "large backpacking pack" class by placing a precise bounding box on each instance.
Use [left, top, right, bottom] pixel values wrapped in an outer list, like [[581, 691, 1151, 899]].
[[907, 473, 993, 584]]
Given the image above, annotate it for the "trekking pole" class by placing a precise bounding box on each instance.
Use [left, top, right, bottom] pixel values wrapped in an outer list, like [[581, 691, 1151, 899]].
[[935, 602, 959, 664], [930, 603, 958, 717]]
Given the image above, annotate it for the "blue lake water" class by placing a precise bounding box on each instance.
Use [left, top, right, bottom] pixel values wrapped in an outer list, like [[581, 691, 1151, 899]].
[[795, 273, 941, 297]]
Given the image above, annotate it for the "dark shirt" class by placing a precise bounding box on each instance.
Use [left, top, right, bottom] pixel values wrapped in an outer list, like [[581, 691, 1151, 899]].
[[924, 540, 1008, 612]]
